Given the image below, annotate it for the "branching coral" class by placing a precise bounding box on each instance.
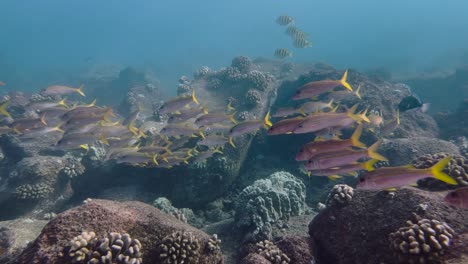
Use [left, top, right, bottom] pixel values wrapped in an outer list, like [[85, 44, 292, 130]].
[[325, 184, 354, 207], [255, 240, 291, 264], [206, 234, 221, 254], [15, 183, 53, 200], [157, 231, 200, 264], [389, 219, 455, 264], [68, 231, 143, 264]]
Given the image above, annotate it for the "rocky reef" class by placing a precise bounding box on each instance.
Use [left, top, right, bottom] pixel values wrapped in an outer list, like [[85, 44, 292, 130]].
[[14, 199, 223, 264], [309, 187, 468, 264]]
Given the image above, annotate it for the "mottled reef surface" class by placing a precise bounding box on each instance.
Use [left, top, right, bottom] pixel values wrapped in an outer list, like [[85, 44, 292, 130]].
[[1, 57, 467, 263]]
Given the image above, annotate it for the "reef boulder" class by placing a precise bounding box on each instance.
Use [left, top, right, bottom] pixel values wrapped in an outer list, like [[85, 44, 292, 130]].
[[309, 187, 468, 264], [13, 199, 223, 264]]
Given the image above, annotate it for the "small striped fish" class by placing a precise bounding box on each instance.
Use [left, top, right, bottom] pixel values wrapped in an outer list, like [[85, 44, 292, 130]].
[[293, 37, 312, 48], [274, 48, 292, 59], [285, 25, 299, 36], [276, 15, 294, 26]]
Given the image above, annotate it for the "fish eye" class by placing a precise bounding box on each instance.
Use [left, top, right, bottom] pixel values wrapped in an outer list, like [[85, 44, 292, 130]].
[[359, 177, 365, 182], [450, 192, 458, 198]]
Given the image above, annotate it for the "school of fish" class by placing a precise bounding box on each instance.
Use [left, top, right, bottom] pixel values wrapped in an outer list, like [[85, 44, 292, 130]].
[[268, 70, 459, 191], [0, 85, 272, 169]]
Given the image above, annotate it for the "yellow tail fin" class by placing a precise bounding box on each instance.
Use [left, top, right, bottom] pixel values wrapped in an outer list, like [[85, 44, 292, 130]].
[[201, 106, 209, 114], [191, 89, 199, 105], [430, 156, 457, 185], [327, 99, 334, 109], [263, 111, 272, 128], [58, 98, 68, 107], [348, 104, 359, 114], [229, 112, 237, 124], [359, 108, 370, 123], [298, 107, 306, 116], [87, 99, 97, 107], [40, 114, 47, 126], [226, 101, 235, 112], [363, 159, 378, 171], [396, 109, 400, 125], [76, 84, 85, 97], [229, 136, 236, 148], [367, 140, 387, 161], [355, 84, 362, 99], [213, 146, 223, 154], [350, 124, 366, 148], [52, 124, 65, 133], [99, 135, 109, 146], [328, 175, 342, 181], [198, 128, 205, 139], [0, 101, 11, 117], [79, 144, 89, 150], [339, 69, 353, 91]]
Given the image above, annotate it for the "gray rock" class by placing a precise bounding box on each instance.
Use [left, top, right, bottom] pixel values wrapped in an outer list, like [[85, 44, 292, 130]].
[[380, 137, 460, 166]]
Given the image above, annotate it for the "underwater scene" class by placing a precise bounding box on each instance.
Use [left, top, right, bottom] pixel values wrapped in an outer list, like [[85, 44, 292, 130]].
[[1, 1, 468, 263]]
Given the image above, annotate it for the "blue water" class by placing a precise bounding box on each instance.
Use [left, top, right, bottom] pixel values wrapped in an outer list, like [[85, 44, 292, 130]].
[[1, 0, 468, 93]]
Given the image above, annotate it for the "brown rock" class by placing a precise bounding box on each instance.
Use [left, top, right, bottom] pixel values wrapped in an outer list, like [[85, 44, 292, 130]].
[[239, 253, 271, 264], [308, 187, 468, 264], [276, 236, 316, 264], [13, 199, 223, 264]]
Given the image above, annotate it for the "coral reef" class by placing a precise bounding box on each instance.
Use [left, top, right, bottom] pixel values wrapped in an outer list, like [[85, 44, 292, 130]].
[[255, 240, 291, 263], [235, 171, 306, 241], [206, 234, 221, 253], [15, 183, 53, 200], [61, 157, 86, 179], [194, 66, 212, 79], [68, 231, 143, 264], [177, 83, 192, 96], [231, 56, 253, 73], [435, 99, 468, 139], [245, 89, 262, 108], [309, 187, 468, 264], [245, 70, 273, 91], [13, 199, 222, 263], [325, 184, 354, 207], [389, 218, 455, 264], [157, 231, 200, 264], [413, 152, 468, 189], [152, 197, 194, 224]]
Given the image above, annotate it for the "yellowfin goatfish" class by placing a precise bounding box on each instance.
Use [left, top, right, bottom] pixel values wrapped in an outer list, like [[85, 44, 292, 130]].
[[41, 84, 85, 97], [274, 48, 292, 59], [168, 106, 208, 124], [292, 37, 312, 48], [229, 111, 272, 137], [159, 90, 199, 115], [55, 132, 101, 149], [304, 140, 387, 170], [308, 159, 378, 177], [193, 147, 223, 163], [276, 15, 294, 26], [444, 187, 468, 209], [293, 70, 352, 100], [197, 134, 236, 148], [272, 107, 304, 118], [267, 116, 305, 135], [300, 99, 334, 114], [19, 125, 64, 139], [295, 124, 366, 161], [356, 156, 456, 190], [195, 112, 237, 126], [27, 98, 67, 111], [292, 105, 369, 134], [160, 123, 204, 138], [11, 115, 47, 134], [380, 110, 400, 136], [0, 101, 11, 117]]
